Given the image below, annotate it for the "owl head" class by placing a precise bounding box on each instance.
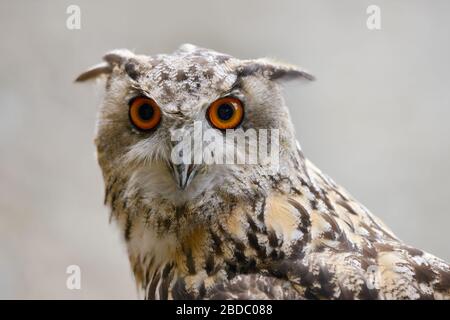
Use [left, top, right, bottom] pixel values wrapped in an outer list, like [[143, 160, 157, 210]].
[[77, 44, 314, 207]]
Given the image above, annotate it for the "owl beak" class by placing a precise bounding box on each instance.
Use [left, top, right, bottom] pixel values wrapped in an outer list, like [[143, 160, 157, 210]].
[[170, 163, 198, 190]]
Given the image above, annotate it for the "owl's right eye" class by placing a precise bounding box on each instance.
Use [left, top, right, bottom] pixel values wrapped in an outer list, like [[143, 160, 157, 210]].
[[128, 96, 161, 131]]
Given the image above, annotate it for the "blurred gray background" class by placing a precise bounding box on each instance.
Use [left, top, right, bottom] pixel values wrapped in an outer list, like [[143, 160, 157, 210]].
[[0, 0, 449, 299]]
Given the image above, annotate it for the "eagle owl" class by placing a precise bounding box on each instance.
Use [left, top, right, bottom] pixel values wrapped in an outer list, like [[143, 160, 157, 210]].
[[77, 44, 450, 300]]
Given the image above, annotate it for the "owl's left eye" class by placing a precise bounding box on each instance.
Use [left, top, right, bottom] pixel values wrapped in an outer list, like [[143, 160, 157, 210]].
[[207, 97, 244, 130], [128, 96, 161, 131]]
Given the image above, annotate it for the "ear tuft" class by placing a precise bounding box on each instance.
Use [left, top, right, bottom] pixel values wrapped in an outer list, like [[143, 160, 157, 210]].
[[75, 62, 111, 82], [102, 49, 135, 65], [237, 58, 315, 82], [75, 49, 135, 82]]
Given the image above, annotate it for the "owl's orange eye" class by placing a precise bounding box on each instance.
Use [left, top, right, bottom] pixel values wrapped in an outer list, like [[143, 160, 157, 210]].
[[207, 97, 244, 130], [129, 97, 161, 131]]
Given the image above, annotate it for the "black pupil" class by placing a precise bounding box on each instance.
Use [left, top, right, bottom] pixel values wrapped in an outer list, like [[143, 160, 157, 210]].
[[138, 103, 154, 121], [217, 103, 234, 121]]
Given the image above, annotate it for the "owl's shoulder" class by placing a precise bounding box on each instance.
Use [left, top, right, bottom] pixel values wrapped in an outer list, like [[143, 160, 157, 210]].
[[264, 159, 450, 299]]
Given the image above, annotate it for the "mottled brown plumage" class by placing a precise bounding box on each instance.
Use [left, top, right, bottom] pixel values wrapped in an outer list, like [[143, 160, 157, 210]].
[[77, 44, 450, 300]]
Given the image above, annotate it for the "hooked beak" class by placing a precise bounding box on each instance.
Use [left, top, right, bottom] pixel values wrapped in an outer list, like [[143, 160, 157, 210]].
[[169, 163, 198, 190]]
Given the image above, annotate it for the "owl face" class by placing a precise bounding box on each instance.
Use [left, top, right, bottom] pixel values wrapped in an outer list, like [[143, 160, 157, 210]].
[[78, 44, 313, 205]]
